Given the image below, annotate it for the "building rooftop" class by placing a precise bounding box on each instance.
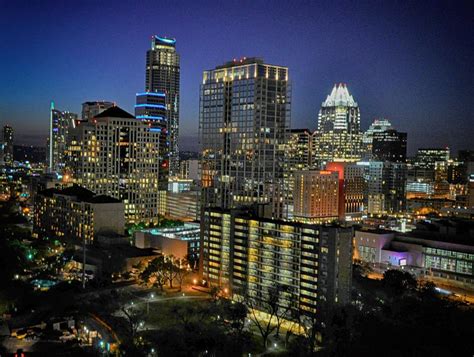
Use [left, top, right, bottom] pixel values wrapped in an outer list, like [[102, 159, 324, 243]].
[[39, 185, 121, 204], [94, 106, 135, 119], [322, 83, 358, 107], [216, 57, 264, 69]]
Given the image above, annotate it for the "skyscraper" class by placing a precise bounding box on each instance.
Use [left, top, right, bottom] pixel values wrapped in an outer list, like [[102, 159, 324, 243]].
[[362, 118, 394, 158], [372, 129, 407, 163], [2, 125, 14, 166], [145, 35, 180, 176], [366, 161, 407, 214], [67, 106, 161, 223], [81, 101, 115, 121], [135, 91, 169, 214], [199, 57, 291, 218], [314, 83, 361, 163], [48, 101, 78, 172]]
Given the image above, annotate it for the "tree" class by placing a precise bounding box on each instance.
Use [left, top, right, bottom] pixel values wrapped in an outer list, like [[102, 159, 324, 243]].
[[174, 258, 190, 291], [121, 304, 145, 341], [140, 256, 167, 291], [382, 269, 417, 296], [165, 255, 178, 289], [244, 284, 292, 348]]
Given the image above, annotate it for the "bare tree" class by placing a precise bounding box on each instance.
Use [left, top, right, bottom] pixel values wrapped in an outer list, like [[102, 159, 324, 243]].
[[121, 305, 145, 341], [174, 258, 189, 291]]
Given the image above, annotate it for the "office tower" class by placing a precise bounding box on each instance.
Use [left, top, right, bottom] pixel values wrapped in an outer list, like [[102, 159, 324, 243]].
[[372, 129, 407, 163], [145, 35, 180, 176], [2, 125, 14, 165], [33, 185, 124, 244], [362, 118, 393, 157], [135, 92, 169, 213], [67, 106, 161, 223], [293, 170, 339, 223], [199, 57, 291, 218], [200, 206, 353, 316], [48, 101, 78, 172], [367, 161, 407, 214], [284, 129, 315, 216], [314, 83, 361, 163], [326, 162, 366, 221], [81, 101, 115, 121], [409, 147, 450, 183]]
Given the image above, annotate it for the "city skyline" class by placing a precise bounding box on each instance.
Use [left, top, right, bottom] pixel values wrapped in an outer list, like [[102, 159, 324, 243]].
[[1, 0, 473, 154]]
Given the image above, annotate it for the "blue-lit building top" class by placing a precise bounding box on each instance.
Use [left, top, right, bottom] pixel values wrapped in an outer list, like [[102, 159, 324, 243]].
[[135, 92, 169, 190]]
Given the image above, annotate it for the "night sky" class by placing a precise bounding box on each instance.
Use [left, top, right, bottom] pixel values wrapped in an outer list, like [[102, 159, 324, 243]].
[[0, 0, 472, 154]]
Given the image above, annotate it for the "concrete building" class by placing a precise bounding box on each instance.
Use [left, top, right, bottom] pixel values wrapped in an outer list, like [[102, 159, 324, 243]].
[[179, 159, 199, 181], [145, 35, 180, 176], [135, 223, 200, 262], [166, 190, 200, 221], [293, 170, 339, 223], [326, 162, 366, 221], [199, 57, 291, 219], [33, 185, 124, 244], [354, 219, 474, 287], [200, 206, 353, 317], [67, 106, 162, 223]]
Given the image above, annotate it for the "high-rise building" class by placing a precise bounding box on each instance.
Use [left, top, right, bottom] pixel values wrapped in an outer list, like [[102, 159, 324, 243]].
[[199, 57, 291, 218], [362, 118, 393, 158], [408, 147, 450, 184], [145, 35, 180, 176], [372, 129, 407, 163], [314, 83, 361, 163], [200, 206, 353, 317], [293, 170, 339, 223], [135, 92, 169, 214], [326, 162, 366, 221], [67, 106, 162, 223], [284, 129, 315, 216], [366, 161, 407, 214], [81, 101, 115, 121], [2, 125, 14, 165], [48, 101, 78, 172]]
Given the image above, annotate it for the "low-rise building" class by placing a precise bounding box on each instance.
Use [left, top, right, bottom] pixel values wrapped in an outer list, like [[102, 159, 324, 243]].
[[135, 223, 200, 263], [354, 219, 474, 287], [33, 185, 125, 244]]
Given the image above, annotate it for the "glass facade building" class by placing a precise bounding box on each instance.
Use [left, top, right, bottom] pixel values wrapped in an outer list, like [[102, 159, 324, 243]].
[[48, 101, 78, 173], [145, 35, 180, 176], [199, 58, 291, 218]]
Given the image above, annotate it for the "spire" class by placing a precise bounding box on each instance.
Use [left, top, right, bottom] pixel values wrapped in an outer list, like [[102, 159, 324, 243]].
[[322, 83, 357, 107]]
